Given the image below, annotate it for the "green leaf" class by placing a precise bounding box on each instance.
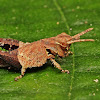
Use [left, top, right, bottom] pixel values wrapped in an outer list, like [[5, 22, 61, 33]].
[[0, 0, 100, 100]]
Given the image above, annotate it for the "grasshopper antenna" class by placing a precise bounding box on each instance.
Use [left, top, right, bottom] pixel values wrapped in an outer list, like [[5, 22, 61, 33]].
[[67, 28, 94, 44], [67, 39, 94, 44], [72, 28, 93, 40]]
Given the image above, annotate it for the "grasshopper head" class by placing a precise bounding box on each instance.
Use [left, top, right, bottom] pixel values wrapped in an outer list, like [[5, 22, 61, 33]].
[[56, 28, 94, 48]]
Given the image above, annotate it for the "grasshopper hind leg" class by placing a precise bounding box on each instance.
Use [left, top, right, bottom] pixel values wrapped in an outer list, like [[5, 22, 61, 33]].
[[14, 67, 26, 81]]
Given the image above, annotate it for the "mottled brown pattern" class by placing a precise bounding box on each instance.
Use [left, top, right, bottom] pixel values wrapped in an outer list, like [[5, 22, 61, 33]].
[[0, 28, 94, 81], [18, 41, 48, 68]]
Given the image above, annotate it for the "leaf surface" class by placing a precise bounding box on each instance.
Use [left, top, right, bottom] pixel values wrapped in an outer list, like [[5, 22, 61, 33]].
[[0, 0, 100, 100]]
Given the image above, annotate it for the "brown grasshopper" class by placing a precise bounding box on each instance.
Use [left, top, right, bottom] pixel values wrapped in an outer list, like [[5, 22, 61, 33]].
[[0, 28, 94, 81]]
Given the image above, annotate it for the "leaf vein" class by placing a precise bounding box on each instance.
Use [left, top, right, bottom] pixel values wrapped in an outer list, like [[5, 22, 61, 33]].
[[53, 0, 75, 100]]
